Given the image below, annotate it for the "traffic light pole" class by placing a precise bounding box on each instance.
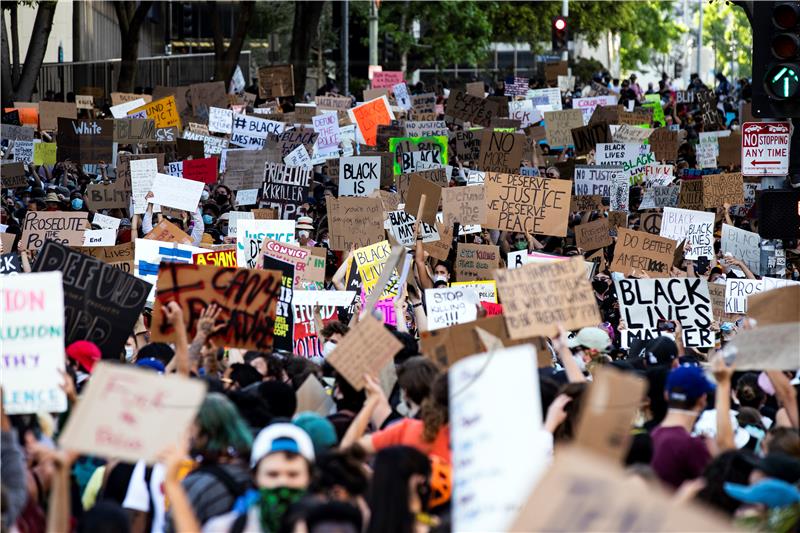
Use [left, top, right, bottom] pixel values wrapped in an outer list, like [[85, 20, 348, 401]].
[[562, 0, 569, 62], [369, 0, 379, 67]]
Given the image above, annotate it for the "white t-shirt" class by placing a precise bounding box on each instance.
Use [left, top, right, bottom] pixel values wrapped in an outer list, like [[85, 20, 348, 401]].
[[122, 461, 166, 533]]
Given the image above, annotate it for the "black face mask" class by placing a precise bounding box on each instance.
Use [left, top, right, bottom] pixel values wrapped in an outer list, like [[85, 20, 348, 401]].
[[592, 279, 610, 294]]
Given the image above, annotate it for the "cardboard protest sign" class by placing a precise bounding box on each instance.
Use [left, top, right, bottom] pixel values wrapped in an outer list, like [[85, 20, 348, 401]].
[[425, 287, 479, 330], [727, 322, 800, 371], [717, 133, 742, 168], [236, 219, 296, 269], [1, 162, 27, 188], [484, 172, 571, 236], [56, 118, 114, 164], [0, 233, 15, 254], [708, 282, 743, 324], [450, 345, 546, 532], [724, 278, 764, 314], [721, 224, 760, 273], [571, 121, 611, 156], [113, 119, 158, 145], [573, 165, 616, 197], [0, 271, 67, 414], [326, 197, 385, 251], [32, 240, 152, 357], [455, 243, 500, 281], [478, 130, 525, 174], [612, 124, 653, 144], [143, 219, 192, 245], [649, 127, 679, 162], [258, 65, 294, 98], [338, 156, 381, 196], [510, 446, 733, 532], [151, 262, 280, 351], [570, 195, 606, 213], [128, 95, 180, 129], [494, 257, 599, 338], [444, 91, 502, 127], [348, 96, 395, 147], [326, 315, 403, 390], [32, 142, 56, 166], [22, 211, 88, 250], [660, 207, 714, 259], [678, 179, 705, 210], [148, 173, 204, 213], [611, 228, 676, 277], [404, 174, 442, 225], [574, 218, 612, 250], [38, 101, 77, 130], [746, 284, 800, 327], [295, 375, 336, 416], [639, 211, 663, 235], [574, 96, 618, 123], [58, 363, 205, 463], [543, 109, 583, 148], [74, 242, 135, 273], [12, 139, 34, 165], [353, 240, 400, 299], [701, 172, 744, 208], [441, 185, 485, 228], [615, 278, 714, 348]]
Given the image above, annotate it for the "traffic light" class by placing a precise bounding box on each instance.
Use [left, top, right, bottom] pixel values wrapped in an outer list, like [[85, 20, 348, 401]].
[[752, 2, 800, 117], [551, 16, 568, 54], [182, 5, 194, 38], [383, 33, 396, 64]]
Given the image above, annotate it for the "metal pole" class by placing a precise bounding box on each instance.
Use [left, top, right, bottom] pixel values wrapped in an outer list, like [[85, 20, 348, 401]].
[[368, 0, 378, 67], [342, 0, 349, 96], [697, 0, 703, 79], [562, 0, 568, 62]]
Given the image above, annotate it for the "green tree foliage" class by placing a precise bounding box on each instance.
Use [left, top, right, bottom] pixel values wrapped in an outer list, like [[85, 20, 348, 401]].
[[619, 1, 686, 72], [701, 2, 751, 78]]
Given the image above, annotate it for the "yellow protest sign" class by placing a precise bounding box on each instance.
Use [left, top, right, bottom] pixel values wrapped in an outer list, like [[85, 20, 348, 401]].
[[129, 95, 181, 129], [33, 142, 57, 166]]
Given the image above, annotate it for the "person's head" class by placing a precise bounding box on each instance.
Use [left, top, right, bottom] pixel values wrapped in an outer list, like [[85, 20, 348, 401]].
[[309, 446, 369, 502], [735, 373, 766, 410], [553, 382, 588, 442], [296, 216, 314, 245], [257, 380, 298, 419], [747, 453, 800, 486], [190, 393, 253, 462], [223, 362, 263, 391], [293, 412, 338, 456], [367, 446, 432, 533], [284, 356, 322, 390], [321, 321, 349, 356], [697, 450, 756, 515], [420, 372, 449, 443], [397, 357, 441, 417], [512, 232, 528, 250], [244, 351, 269, 376], [592, 273, 612, 295], [214, 185, 231, 203], [251, 423, 315, 489], [433, 261, 452, 287], [764, 427, 800, 458], [664, 365, 715, 412]]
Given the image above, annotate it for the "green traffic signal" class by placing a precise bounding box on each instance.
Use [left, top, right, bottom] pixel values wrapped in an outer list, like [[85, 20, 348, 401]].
[[766, 63, 800, 99]]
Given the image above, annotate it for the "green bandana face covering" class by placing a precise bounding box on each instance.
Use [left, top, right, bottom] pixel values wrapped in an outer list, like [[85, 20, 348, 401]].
[[258, 486, 305, 532]]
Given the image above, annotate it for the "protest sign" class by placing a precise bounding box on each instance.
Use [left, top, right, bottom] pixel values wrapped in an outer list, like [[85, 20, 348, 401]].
[[353, 240, 399, 299], [326, 197, 385, 251], [128, 95, 180, 129], [724, 278, 764, 314], [611, 228, 676, 276], [701, 172, 744, 208], [441, 185, 485, 228], [570, 195, 606, 212], [511, 447, 732, 532], [38, 101, 77, 130], [574, 218, 612, 250], [543, 109, 583, 147], [151, 262, 280, 351], [388, 135, 448, 175], [261, 162, 311, 219], [110, 97, 146, 118], [404, 174, 442, 225], [22, 211, 88, 249], [607, 210, 628, 236], [425, 287, 480, 330], [638, 185, 679, 209], [312, 112, 341, 155], [404, 120, 449, 138], [143, 219, 192, 244], [574, 95, 618, 123], [348, 96, 395, 147], [451, 345, 546, 532], [410, 92, 437, 113], [236, 219, 296, 269], [0, 271, 67, 414], [130, 158, 159, 214], [182, 157, 218, 185], [708, 282, 743, 324], [595, 142, 649, 166], [56, 118, 114, 164], [609, 169, 630, 212], [455, 243, 500, 281], [133, 239, 207, 302], [33, 142, 56, 165], [483, 172, 571, 236], [148, 173, 204, 213], [615, 278, 714, 348], [295, 375, 336, 416], [82, 229, 117, 247], [33, 240, 152, 357], [573, 165, 616, 197], [208, 106, 233, 134], [640, 164, 674, 187], [507, 100, 542, 128], [283, 144, 311, 168], [12, 140, 33, 164], [326, 315, 403, 390], [528, 87, 562, 110], [450, 280, 497, 303], [231, 112, 282, 148], [639, 211, 662, 235], [261, 254, 295, 353], [660, 207, 714, 259], [478, 130, 525, 173], [444, 91, 502, 127], [721, 224, 760, 273], [649, 127, 679, 162], [193, 249, 237, 268], [338, 156, 381, 196], [494, 257, 599, 338], [727, 323, 800, 371], [235, 189, 259, 207], [571, 121, 611, 156], [678, 179, 705, 210], [58, 363, 205, 463], [1, 162, 27, 188], [0, 252, 22, 275], [261, 238, 325, 290], [74, 242, 135, 272], [257, 65, 294, 98], [612, 124, 653, 143], [717, 133, 742, 168], [386, 211, 439, 247], [622, 150, 657, 185], [371, 70, 403, 89], [112, 118, 156, 144]]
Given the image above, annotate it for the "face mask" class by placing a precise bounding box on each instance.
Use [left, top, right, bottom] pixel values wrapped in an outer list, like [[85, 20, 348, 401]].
[[71, 198, 83, 210], [473, 236, 483, 245], [793, 271, 799, 280], [592, 279, 609, 293], [323, 341, 337, 356], [397, 391, 419, 418], [202, 214, 214, 225], [124, 345, 135, 362], [715, 275, 727, 283], [514, 240, 527, 250], [201, 191, 210, 201], [298, 230, 310, 239], [433, 274, 448, 284], [258, 487, 305, 533], [322, 238, 330, 247]]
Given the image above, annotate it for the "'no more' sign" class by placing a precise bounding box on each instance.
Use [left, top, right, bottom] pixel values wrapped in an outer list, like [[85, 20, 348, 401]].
[[741, 121, 791, 176]]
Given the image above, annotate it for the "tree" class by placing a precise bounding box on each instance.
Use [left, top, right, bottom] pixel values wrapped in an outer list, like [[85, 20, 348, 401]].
[[211, 1, 256, 86], [289, 0, 325, 99], [702, 1, 751, 79], [114, 1, 153, 93], [1, 0, 58, 102]]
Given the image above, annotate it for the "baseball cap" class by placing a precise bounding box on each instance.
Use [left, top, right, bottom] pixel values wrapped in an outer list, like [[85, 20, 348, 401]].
[[724, 479, 800, 508], [66, 341, 101, 373], [567, 327, 611, 352], [665, 365, 715, 403], [251, 423, 315, 467], [744, 453, 800, 484]]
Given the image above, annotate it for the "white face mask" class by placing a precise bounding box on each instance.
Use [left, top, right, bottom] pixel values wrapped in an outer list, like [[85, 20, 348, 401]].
[[434, 274, 448, 284], [298, 230, 310, 239], [397, 391, 419, 418], [322, 341, 337, 356], [124, 345, 135, 362], [201, 190, 210, 201]]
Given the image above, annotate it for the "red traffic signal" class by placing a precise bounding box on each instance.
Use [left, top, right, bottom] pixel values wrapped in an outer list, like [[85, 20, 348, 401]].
[[554, 17, 567, 31], [551, 16, 568, 53]]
